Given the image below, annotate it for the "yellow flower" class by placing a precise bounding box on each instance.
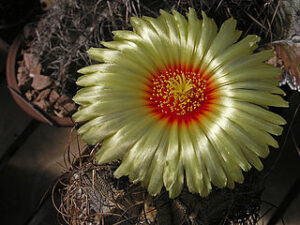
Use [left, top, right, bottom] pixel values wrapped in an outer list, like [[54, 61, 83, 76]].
[[73, 9, 288, 198]]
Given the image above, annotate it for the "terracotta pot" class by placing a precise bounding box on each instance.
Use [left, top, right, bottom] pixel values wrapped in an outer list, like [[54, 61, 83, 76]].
[[6, 33, 74, 127]]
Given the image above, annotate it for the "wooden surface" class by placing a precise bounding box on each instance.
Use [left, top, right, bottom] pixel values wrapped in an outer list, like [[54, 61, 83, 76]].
[[261, 92, 300, 225], [0, 83, 33, 161], [0, 123, 84, 225], [0, 74, 85, 225]]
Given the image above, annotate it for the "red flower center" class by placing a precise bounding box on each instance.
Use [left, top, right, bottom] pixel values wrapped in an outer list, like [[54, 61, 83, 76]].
[[146, 68, 216, 124]]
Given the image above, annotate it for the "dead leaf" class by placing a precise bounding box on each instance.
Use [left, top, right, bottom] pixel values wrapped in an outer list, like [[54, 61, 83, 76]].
[[30, 63, 41, 76], [31, 74, 52, 90], [24, 53, 39, 69], [275, 43, 300, 84], [36, 88, 51, 101]]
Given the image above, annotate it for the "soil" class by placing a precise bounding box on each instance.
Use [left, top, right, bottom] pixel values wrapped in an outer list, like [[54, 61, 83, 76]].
[[55, 145, 264, 225], [16, 29, 77, 118]]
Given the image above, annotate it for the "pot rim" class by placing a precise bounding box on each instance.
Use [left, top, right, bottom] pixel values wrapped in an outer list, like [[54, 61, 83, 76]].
[[6, 32, 75, 127]]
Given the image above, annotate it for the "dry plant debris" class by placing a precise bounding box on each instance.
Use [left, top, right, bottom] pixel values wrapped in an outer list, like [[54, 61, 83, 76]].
[[267, 41, 300, 91], [17, 48, 76, 117], [53, 144, 265, 225]]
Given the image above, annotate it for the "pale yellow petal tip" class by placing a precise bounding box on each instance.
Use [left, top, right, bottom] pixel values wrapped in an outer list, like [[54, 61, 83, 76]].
[[130, 16, 141, 27], [77, 65, 100, 74], [171, 9, 180, 16], [281, 100, 289, 108], [147, 187, 161, 197], [100, 41, 106, 46], [86, 47, 96, 56], [201, 10, 208, 19], [159, 9, 169, 15], [250, 35, 261, 45], [72, 110, 82, 122], [72, 95, 78, 104], [75, 79, 83, 86], [87, 48, 102, 62], [168, 189, 181, 199], [273, 141, 280, 149], [77, 68, 86, 74], [256, 164, 264, 172], [81, 135, 99, 146], [95, 151, 110, 165], [280, 117, 287, 125], [113, 169, 124, 179]]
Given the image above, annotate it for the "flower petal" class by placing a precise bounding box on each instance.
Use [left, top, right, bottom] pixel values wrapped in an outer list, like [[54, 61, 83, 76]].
[[222, 81, 286, 95], [187, 124, 212, 196], [79, 109, 143, 145], [163, 123, 185, 198], [127, 120, 167, 183], [72, 98, 145, 122], [96, 115, 156, 164], [198, 117, 244, 184], [130, 16, 170, 67], [189, 122, 228, 188], [200, 17, 242, 71], [216, 97, 286, 125], [77, 63, 113, 74], [144, 131, 169, 195], [180, 125, 203, 193], [192, 11, 218, 70], [218, 89, 289, 108], [87, 48, 119, 62], [222, 117, 270, 160], [206, 35, 260, 74]]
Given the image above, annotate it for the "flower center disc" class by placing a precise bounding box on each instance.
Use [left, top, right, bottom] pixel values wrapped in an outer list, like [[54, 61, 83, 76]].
[[147, 68, 215, 124]]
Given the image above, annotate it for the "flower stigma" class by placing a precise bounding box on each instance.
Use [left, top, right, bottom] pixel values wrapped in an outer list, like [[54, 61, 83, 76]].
[[148, 69, 213, 123]]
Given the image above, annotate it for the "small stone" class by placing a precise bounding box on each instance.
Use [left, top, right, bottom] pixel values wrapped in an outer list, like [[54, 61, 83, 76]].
[[62, 102, 77, 114], [25, 91, 33, 101], [53, 100, 76, 117], [32, 99, 50, 112], [31, 74, 52, 90], [57, 94, 71, 105], [35, 88, 51, 101], [49, 89, 60, 104]]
